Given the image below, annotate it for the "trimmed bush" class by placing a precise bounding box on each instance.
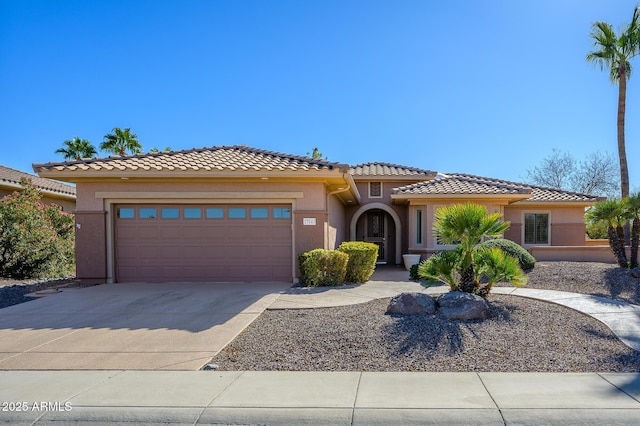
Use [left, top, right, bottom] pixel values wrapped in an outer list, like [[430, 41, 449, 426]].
[[0, 180, 75, 279], [338, 241, 378, 283], [409, 263, 420, 280], [479, 238, 536, 270], [298, 249, 348, 287]]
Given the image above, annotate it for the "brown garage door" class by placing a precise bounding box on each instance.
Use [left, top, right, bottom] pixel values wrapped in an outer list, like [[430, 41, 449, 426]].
[[114, 204, 292, 282]]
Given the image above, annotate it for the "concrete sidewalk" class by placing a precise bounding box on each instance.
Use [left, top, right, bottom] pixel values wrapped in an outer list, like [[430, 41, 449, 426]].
[[1, 370, 639, 425]]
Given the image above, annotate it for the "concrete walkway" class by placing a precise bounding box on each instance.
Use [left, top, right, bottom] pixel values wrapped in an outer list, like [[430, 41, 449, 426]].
[[1, 370, 639, 424], [271, 266, 640, 351]]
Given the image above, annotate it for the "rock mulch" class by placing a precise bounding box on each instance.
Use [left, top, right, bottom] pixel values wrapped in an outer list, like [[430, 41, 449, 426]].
[[210, 261, 640, 372], [520, 261, 640, 305], [0, 277, 96, 310]]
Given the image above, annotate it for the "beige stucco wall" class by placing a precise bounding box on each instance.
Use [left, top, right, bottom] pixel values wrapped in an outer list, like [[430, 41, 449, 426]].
[[407, 200, 507, 252], [403, 201, 589, 259], [504, 205, 587, 247], [327, 193, 347, 250]]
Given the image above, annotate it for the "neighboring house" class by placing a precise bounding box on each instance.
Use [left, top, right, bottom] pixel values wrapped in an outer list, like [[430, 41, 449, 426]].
[[0, 164, 76, 212], [33, 145, 603, 284]]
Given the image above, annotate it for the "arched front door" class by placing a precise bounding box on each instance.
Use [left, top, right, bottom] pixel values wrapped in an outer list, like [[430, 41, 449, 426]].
[[350, 203, 402, 265]]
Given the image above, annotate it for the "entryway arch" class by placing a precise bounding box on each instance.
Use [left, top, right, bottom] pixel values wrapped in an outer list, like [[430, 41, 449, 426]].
[[349, 203, 402, 264]]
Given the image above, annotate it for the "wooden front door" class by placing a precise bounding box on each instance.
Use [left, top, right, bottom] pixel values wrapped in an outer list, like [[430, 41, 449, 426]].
[[366, 210, 386, 263]]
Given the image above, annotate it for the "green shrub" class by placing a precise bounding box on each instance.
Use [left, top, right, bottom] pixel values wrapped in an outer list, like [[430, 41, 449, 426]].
[[338, 241, 378, 283], [479, 238, 536, 270], [409, 263, 420, 280], [586, 220, 608, 240], [0, 180, 75, 279], [298, 249, 348, 286]]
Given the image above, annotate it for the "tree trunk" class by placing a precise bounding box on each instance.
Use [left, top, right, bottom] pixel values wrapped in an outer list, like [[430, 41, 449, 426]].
[[618, 65, 630, 199], [631, 217, 639, 268], [608, 225, 628, 267], [459, 264, 476, 294]]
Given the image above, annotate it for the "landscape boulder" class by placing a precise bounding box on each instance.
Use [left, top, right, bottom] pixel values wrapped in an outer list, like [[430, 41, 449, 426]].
[[437, 291, 491, 321], [630, 267, 640, 279], [386, 292, 436, 315]]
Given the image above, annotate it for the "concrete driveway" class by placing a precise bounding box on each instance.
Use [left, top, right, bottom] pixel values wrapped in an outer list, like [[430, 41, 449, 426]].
[[0, 282, 290, 370]]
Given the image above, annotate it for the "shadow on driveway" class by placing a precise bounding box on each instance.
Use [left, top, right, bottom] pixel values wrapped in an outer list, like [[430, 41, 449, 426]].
[[0, 282, 290, 370]]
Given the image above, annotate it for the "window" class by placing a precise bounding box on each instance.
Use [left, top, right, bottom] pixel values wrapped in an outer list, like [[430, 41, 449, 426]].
[[139, 208, 157, 219], [273, 207, 291, 219], [416, 209, 423, 245], [369, 182, 382, 198], [524, 213, 549, 245], [205, 208, 224, 219], [184, 208, 201, 219], [161, 208, 179, 219], [250, 207, 269, 219], [117, 207, 134, 219], [228, 207, 246, 219]]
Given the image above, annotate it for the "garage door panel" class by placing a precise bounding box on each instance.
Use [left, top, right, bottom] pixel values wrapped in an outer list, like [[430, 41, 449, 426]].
[[115, 204, 293, 282]]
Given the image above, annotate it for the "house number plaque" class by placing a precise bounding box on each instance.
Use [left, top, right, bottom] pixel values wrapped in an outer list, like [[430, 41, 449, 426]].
[[303, 218, 316, 225]]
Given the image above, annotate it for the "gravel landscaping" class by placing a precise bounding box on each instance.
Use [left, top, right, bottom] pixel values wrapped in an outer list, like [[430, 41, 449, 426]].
[[0, 277, 96, 310], [210, 261, 640, 372]]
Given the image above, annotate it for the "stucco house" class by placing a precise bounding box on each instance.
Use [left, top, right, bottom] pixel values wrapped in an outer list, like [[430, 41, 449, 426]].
[[33, 145, 603, 284], [0, 164, 76, 212]]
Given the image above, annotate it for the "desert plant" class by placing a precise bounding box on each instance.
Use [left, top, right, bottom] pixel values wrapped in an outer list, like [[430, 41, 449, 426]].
[[475, 247, 528, 295], [409, 263, 420, 280], [298, 249, 348, 286], [585, 199, 628, 267], [0, 180, 75, 278], [338, 241, 378, 283], [624, 194, 640, 268], [418, 249, 460, 290], [479, 238, 536, 270], [586, 220, 609, 240], [420, 203, 527, 296]]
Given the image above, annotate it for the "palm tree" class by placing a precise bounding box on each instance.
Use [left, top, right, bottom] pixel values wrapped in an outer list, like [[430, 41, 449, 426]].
[[100, 127, 142, 156], [585, 199, 628, 267], [419, 204, 527, 297], [586, 6, 640, 199], [625, 194, 640, 268], [54, 137, 97, 160]]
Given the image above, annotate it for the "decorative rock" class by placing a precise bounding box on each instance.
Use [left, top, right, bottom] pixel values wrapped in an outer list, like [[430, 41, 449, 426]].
[[630, 267, 640, 279], [437, 291, 491, 321], [386, 292, 436, 315], [203, 364, 219, 370]]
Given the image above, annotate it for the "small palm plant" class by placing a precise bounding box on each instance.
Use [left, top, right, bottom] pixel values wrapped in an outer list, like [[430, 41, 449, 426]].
[[419, 203, 527, 297], [585, 199, 628, 267]]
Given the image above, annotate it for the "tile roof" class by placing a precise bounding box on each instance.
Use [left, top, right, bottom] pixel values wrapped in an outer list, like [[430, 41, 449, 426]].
[[0, 165, 76, 198], [393, 173, 603, 203], [349, 162, 436, 178], [33, 145, 349, 174]]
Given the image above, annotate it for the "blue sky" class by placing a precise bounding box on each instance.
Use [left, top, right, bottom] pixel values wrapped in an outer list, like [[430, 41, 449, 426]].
[[1, 0, 639, 187]]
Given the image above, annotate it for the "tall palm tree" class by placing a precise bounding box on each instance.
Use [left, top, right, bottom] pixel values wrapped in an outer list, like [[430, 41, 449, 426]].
[[585, 199, 628, 267], [100, 127, 142, 156], [586, 6, 640, 199], [432, 203, 511, 294], [54, 137, 97, 160]]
